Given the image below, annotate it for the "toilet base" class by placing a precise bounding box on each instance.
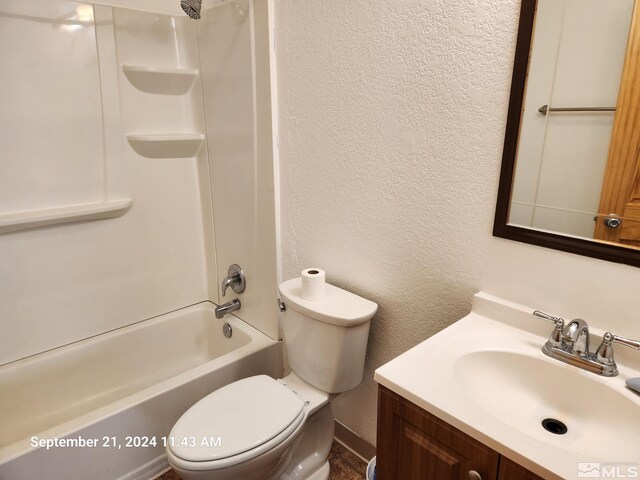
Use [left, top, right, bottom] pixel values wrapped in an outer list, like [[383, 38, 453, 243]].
[[280, 405, 334, 479], [305, 461, 330, 480]]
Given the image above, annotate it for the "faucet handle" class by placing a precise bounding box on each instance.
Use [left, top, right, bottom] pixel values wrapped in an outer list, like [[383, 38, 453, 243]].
[[533, 310, 564, 348], [221, 264, 246, 296], [533, 310, 564, 326], [609, 333, 640, 350], [595, 332, 640, 370], [596, 332, 640, 371]]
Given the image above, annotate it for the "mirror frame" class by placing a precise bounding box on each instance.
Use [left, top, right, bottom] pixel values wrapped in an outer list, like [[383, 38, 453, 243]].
[[493, 0, 640, 268]]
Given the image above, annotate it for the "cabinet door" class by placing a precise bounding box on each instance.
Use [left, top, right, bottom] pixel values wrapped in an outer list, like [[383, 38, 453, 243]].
[[377, 386, 500, 480], [498, 457, 546, 480]]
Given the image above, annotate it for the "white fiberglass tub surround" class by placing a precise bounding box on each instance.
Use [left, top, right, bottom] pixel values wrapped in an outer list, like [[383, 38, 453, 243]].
[[0, 302, 281, 480]]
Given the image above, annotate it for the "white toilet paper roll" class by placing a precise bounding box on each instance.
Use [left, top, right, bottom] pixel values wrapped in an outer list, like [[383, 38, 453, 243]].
[[301, 268, 326, 301]]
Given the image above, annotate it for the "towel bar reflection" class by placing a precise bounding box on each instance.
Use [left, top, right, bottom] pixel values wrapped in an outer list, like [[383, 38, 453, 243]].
[[538, 104, 616, 115]]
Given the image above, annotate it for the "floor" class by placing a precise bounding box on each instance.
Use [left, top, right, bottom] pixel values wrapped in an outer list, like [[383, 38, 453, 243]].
[[327, 440, 368, 480], [157, 440, 367, 480]]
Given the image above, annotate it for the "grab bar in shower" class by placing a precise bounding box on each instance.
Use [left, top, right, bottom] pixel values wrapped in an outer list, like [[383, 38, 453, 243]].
[[538, 104, 616, 115]]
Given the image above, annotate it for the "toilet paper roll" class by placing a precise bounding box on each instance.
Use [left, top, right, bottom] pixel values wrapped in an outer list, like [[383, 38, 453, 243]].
[[301, 268, 326, 301]]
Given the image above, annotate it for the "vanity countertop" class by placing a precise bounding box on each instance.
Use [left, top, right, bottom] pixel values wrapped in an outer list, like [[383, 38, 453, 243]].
[[374, 292, 640, 480]]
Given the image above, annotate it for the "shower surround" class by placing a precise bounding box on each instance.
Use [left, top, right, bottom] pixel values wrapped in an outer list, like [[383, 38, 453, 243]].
[[0, 1, 280, 478]]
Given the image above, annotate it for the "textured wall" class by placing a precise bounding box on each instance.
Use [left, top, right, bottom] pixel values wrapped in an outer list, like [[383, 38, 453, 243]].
[[276, 0, 640, 448], [275, 0, 521, 444]]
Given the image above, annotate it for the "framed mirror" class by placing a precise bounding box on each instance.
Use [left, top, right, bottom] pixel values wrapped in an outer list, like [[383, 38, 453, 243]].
[[494, 0, 640, 267]]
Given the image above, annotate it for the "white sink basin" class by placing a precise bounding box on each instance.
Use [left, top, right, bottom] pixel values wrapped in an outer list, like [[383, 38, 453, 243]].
[[375, 292, 640, 480], [455, 350, 640, 459]]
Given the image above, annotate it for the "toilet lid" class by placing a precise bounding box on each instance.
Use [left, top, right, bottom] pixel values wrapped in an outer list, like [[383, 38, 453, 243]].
[[169, 375, 305, 462]]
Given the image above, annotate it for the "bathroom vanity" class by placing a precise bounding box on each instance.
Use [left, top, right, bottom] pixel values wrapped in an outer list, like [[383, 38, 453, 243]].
[[376, 386, 543, 480], [374, 292, 640, 480]]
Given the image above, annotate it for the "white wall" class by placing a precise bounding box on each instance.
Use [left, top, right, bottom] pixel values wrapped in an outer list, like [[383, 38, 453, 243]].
[[198, 0, 280, 339], [0, 3, 213, 365], [0, 0, 105, 215], [483, 240, 640, 342], [1, 0, 280, 367], [275, 0, 640, 446], [90, 0, 228, 16], [275, 0, 521, 445]]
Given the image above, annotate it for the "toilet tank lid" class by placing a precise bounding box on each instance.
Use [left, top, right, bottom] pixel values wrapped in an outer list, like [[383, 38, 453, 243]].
[[279, 278, 378, 327]]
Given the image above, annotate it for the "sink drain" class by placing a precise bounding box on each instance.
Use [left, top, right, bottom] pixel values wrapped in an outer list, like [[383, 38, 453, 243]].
[[541, 418, 568, 435]]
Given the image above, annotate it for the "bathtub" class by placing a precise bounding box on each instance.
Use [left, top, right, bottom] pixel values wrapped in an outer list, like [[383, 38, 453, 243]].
[[0, 302, 282, 480]]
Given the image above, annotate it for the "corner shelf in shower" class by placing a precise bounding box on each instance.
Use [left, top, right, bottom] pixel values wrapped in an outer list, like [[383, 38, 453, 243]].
[[122, 64, 199, 95], [127, 133, 205, 159], [0, 199, 132, 235]]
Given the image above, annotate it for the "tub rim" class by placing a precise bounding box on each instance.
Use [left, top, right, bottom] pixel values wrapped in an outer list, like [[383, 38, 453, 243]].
[[0, 303, 279, 465]]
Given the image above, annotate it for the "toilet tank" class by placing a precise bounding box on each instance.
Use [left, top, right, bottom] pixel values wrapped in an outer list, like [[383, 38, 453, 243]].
[[278, 278, 377, 394]]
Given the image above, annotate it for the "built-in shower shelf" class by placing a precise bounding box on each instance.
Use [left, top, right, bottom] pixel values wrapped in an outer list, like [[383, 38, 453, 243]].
[[127, 133, 205, 158], [122, 64, 198, 95], [0, 199, 132, 235]]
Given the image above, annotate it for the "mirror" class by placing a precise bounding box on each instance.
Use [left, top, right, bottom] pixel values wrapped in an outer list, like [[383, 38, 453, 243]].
[[494, 0, 640, 267]]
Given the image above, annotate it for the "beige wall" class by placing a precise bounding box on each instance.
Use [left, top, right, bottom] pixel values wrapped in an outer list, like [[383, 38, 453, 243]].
[[275, 0, 640, 446]]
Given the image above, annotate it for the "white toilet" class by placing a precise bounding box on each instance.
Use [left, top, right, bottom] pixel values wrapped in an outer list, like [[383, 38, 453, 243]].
[[166, 277, 378, 480]]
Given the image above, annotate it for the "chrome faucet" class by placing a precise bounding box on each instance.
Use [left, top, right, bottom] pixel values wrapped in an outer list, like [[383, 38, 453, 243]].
[[221, 264, 246, 297], [215, 299, 241, 319], [533, 310, 640, 376], [561, 318, 590, 356]]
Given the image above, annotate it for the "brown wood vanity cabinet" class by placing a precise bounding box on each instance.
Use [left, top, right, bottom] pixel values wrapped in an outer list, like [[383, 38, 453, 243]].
[[376, 386, 545, 480]]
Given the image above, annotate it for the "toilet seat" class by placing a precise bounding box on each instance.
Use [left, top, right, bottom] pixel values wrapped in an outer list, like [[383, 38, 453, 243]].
[[167, 375, 306, 470]]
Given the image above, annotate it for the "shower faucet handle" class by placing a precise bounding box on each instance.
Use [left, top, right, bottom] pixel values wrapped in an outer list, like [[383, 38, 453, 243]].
[[221, 264, 246, 296]]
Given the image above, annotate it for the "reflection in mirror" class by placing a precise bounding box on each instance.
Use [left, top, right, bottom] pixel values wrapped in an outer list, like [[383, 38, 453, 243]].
[[510, 0, 633, 239], [494, 0, 640, 267]]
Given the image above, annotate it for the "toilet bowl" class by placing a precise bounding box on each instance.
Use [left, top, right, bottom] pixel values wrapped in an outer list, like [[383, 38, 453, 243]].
[[167, 277, 378, 480]]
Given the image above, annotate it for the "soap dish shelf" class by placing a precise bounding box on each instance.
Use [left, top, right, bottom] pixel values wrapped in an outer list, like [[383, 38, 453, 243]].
[[122, 64, 198, 95], [126, 133, 205, 159], [0, 199, 132, 235]]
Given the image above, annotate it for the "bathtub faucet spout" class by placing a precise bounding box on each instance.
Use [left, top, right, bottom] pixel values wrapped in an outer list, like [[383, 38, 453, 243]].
[[215, 299, 241, 319]]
